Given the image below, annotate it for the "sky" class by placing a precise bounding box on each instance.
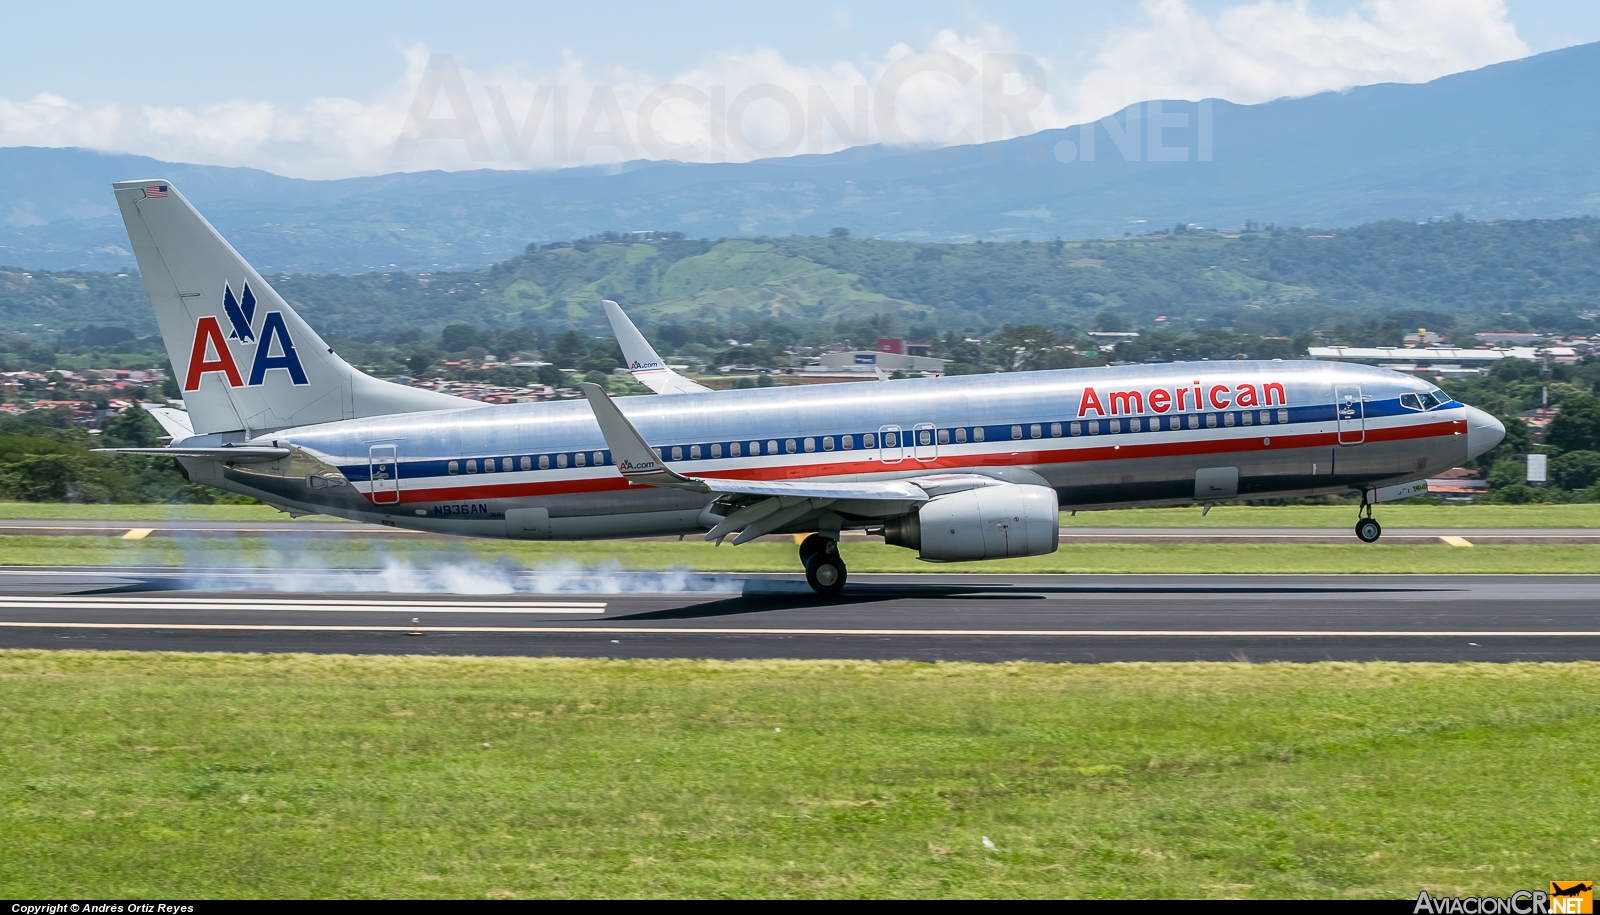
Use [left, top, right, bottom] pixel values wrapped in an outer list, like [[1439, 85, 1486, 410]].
[[1, 0, 1596, 178]]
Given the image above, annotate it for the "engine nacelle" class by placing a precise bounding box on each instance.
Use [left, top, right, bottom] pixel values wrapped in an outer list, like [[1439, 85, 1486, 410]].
[[884, 482, 1059, 562]]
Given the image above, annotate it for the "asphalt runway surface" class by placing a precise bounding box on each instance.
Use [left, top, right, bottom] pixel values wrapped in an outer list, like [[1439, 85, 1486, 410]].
[[5, 518, 1600, 544], [1, 569, 1597, 662]]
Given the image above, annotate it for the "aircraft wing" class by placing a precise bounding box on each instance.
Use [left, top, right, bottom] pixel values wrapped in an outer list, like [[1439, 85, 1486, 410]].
[[603, 300, 713, 395], [578, 382, 927, 502], [690, 477, 928, 501]]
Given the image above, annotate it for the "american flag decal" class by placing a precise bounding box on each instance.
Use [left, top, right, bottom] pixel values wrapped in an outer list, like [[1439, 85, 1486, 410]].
[[143, 185, 169, 199]]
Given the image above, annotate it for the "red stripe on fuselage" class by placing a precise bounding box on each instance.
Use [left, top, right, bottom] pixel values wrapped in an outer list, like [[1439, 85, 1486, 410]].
[[369, 419, 1465, 505]]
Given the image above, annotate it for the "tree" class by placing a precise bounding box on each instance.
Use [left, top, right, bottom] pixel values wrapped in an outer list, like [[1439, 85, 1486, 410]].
[[829, 227, 850, 238], [405, 353, 432, 376], [440, 324, 481, 353], [1547, 394, 1600, 454], [1551, 450, 1600, 490]]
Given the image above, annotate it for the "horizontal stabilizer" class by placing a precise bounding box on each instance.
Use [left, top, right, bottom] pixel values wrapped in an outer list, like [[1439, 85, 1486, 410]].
[[141, 404, 194, 440], [603, 300, 713, 395], [93, 446, 290, 463]]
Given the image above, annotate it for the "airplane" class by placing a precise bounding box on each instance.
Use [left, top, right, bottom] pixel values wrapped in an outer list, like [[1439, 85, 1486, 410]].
[[98, 179, 1505, 595]]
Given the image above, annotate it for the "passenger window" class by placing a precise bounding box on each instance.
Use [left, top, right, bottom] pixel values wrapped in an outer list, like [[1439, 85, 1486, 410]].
[[919, 430, 931, 446], [575, 452, 587, 467], [1259, 410, 1271, 425], [1223, 412, 1235, 427], [1400, 393, 1424, 410], [973, 427, 984, 442], [690, 445, 701, 460], [594, 451, 605, 465], [937, 429, 949, 445], [1011, 425, 1022, 440], [1030, 424, 1041, 439], [1241, 411, 1253, 426], [671, 447, 683, 461], [711, 443, 722, 458], [863, 433, 875, 448], [955, 428, 967, 443], [557, 454, 568, 468], [1070, 422, 1081, 436], [767, 440, 778, 454], [731, 442, 742, 457], [539, 454, 550, 469], [448, 460, 459, 475], [1109, 419, 1121, 434], [466, 460, 477, 474], [1277, 408, 1289, 423], [520, 456, 531, 471], [823, 436, 835, 451], [1130, 417, 1142, 432], [804, 438, 816, 452], [786, 439, 797, 453], [842, 435, 854, 451], [1087, 421, 1099, 436], [1050, 422, 1061, 437], [1206, 414, 1217, 428], [1187, 415, 1199, 430], [884, 432, 897, 447]]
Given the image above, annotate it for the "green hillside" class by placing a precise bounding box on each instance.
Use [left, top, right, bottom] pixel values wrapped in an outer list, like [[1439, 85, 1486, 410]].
[[4, 217, 1600, 341]]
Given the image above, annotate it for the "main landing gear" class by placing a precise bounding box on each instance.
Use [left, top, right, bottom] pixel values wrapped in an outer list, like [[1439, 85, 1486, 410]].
[[1355, 500, 1382, 543], [799, 533, 847, 596]]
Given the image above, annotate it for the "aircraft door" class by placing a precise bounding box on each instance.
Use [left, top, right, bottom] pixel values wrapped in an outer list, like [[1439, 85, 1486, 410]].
[[878, 424, 903, 464], [1335, 386, 1364, 445], [913, 422, 937, 462], [369, 444, 399, 504]]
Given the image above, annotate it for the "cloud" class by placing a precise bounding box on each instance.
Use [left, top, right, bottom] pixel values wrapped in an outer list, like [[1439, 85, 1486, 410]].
[[1070, 0, 1529, 120], [0, 1, 1531, 179]]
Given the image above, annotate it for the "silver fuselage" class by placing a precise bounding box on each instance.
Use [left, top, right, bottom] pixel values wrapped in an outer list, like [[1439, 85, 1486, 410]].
[[177, 360, 1480, 540]]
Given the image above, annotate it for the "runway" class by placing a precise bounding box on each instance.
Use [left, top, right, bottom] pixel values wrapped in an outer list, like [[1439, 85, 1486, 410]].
[[1, 569, 1597, 662], [6, 518, 1600, 544]]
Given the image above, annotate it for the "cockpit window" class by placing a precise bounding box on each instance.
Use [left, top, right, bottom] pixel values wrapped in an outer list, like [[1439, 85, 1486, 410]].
[[1400, 392, 1424, 411], [1425, 390, 1451, 409]]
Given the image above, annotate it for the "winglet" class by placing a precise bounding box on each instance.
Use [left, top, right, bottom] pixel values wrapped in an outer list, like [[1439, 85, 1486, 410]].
[[579, 383, 709, 492], [602, 300, 713, 394]]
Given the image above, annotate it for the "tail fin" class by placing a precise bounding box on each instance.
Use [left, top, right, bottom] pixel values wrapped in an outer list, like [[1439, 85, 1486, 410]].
[[602, 299, 712, 395], [113, 180, 478, 436]]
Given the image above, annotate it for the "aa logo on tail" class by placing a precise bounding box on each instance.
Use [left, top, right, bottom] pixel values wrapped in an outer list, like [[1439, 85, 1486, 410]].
[[184, 281, 309, 392]]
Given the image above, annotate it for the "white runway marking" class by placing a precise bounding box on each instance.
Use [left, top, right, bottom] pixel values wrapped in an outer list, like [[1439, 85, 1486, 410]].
[[0, 596, 606, 614], [1, 621, 1597, 636]]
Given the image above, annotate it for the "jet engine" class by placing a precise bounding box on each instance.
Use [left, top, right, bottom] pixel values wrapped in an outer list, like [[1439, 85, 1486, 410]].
[[884, 482, 1059, 562]]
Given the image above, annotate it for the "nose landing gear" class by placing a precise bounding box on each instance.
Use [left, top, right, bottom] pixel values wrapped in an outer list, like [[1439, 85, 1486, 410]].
[[1355, 500, 1382, 543], [799, 533, 847, 596]]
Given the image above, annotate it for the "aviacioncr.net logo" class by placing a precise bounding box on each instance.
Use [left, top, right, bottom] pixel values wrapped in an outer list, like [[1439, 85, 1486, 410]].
[[183, 281, 310, 392]]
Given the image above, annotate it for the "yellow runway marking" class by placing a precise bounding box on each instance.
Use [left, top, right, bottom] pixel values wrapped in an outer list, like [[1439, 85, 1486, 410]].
[[1439, 536, 1474, 547], [121, 528, 154, 540], [1, 621, 1598, 637]]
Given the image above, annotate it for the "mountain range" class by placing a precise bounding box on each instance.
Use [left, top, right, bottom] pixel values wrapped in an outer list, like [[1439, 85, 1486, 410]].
[[4, 41, 1600, 275]]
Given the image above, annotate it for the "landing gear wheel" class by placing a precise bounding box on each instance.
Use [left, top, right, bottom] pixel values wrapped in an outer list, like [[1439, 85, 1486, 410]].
[[1355, 517, 1382, 543], [805, 553, 847, 596], [798, 533, 835, 565]]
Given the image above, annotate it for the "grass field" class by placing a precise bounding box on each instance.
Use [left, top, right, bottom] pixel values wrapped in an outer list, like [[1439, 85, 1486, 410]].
[[2, 501, 1599, 528], [0, 652, 1593, 899], [1, 533, 1599, 574]]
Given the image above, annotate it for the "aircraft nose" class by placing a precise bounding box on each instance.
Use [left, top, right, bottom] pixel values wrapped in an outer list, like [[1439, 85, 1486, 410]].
[[1465, 406, 1505, 461]]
